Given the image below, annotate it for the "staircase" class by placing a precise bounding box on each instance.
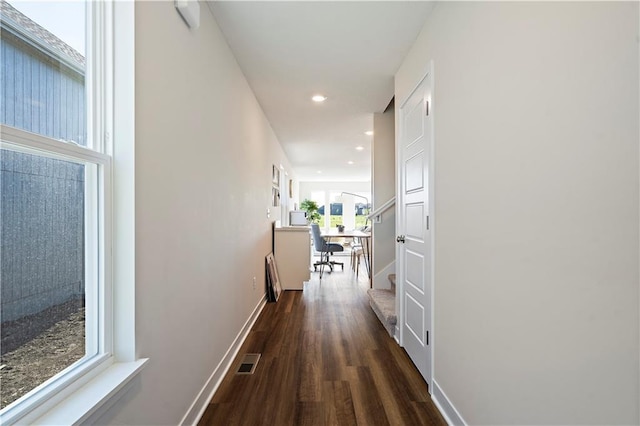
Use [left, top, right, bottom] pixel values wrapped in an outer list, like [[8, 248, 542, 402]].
[[367, 274, 396, 337]]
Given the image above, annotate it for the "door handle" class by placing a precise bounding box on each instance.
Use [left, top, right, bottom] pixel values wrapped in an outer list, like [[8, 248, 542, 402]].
[[396, 235, 405, 243]]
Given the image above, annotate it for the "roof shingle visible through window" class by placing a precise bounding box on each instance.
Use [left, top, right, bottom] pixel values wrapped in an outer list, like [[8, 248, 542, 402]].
[[0, 0, 85, 68]]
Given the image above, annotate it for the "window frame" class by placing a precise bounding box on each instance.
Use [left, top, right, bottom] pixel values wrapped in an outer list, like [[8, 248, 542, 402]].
[[0, 1, 142, 424]]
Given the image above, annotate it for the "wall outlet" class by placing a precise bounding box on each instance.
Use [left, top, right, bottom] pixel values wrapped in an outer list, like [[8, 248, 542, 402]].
[[252, 277, 256, 290]]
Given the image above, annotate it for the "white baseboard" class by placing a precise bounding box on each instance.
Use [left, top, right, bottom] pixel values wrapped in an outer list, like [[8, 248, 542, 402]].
[[373, 260, 395, 289], [432, 380, 467, 426], [180, 295, 267, 426]]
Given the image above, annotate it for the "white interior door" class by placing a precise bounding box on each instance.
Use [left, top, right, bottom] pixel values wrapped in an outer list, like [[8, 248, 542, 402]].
[[397, 68, 433, 386]]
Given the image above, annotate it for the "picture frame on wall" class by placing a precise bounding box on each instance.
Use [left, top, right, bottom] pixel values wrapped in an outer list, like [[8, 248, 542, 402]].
[[265, 253, 282, 302], [272, 187, 280, 207]]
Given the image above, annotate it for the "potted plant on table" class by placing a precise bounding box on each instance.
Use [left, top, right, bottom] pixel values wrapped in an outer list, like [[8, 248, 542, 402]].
[[300, 199, 321, 224]]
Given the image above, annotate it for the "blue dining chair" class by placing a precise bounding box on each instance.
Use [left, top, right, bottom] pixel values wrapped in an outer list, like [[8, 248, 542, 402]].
[[310, 223, 344, 273]]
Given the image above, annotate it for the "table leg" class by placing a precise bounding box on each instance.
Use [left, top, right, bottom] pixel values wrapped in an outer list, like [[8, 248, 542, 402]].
[[362, 237, 372, 287], [319, 245, 326, 279]]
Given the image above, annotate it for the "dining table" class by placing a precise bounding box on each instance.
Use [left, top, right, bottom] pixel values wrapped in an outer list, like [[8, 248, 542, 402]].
[[320, 228, 372, 286]]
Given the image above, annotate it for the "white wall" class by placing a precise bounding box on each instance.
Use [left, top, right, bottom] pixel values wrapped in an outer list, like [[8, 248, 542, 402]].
[[373, 105, 396, 278], [396, 2, 639, 425], [97, 2, 294, 424]]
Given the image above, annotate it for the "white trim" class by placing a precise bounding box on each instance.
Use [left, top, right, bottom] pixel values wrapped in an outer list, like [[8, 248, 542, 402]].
[[373, 260, 396, 289], [637, 1, 640, 417], [367, 196, 396, 221], [0, 354, 111, 425], [85, 161, 100, 358], [432, 380, 467, 426], [180, 296, 268, 426], [111, 0, 136, 362], [0, 126, 110, 164], [395, 85, 405, 350], [427, 59, 436, 394], [33, 359, 148, 426]]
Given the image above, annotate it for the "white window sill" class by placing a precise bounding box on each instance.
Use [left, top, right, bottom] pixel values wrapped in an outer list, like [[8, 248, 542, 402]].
[[32, 359, 148, 425]]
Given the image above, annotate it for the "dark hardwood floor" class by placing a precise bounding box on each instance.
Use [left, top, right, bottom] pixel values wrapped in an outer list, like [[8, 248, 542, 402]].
[[199, 263, 446, 425]]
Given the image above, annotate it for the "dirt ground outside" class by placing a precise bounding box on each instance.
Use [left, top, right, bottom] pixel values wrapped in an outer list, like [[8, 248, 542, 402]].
[[0, 308, 85, 408]]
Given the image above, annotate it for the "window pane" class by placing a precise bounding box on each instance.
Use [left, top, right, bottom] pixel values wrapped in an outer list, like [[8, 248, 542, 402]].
[[0, 1, 87, 146], [0, 148, 93, 409], [329, 192, 343, 227], [354, 192, 371, 228]]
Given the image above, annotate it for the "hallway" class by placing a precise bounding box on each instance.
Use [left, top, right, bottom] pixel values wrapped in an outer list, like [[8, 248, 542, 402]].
[[199, 271, 446, 425]]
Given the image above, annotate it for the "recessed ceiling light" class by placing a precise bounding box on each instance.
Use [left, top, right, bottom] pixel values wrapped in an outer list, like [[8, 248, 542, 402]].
[[365, 131, 374, 136], [317, 170, 322, 174], [347, 161, 354, 165], [355, 146, 364, 151], [312, 95, 327, 102]]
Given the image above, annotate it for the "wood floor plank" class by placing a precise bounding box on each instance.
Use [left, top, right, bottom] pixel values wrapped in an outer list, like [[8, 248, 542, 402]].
[[347, 366, 390, 426], [321, 322, 349, 381], [294, 402, 325, 426], [199, 403, 235, 425], [326, 380, 357, 426], [198, 267, 446, 426], [298, 330, 322, 402], [321, 381, 339, 425]]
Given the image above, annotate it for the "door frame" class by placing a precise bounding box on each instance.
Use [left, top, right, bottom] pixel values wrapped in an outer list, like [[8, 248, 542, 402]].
[[396, 61, 435, 390]]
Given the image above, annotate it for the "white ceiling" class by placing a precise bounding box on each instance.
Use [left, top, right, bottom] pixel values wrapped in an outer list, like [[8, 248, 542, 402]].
[[207, 1, 434, 182]]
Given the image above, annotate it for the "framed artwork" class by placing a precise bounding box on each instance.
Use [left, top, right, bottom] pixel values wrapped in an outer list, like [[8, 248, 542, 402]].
[[271, 165, 281, 206], [265, 253, 282, 302]]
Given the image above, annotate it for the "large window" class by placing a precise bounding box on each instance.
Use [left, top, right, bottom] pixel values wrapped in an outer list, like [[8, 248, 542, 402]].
[[309, 189, 371, 229], [0, 1, 116, 422]]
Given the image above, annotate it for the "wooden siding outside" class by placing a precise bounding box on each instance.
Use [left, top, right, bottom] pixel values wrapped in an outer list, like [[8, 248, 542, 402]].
[[1, 32, 86, 145], [1, 28, 86, 327]]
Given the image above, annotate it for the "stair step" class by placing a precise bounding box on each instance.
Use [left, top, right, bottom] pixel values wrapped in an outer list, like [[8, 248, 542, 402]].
[[367, 289, 396, 337]]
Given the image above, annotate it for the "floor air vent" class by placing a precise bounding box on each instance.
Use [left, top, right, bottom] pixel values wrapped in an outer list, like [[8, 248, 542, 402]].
[[236, 353, 261, 375]]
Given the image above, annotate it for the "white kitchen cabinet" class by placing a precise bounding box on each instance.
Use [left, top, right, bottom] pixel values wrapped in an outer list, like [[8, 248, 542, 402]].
[[274, 227, 311, 290]]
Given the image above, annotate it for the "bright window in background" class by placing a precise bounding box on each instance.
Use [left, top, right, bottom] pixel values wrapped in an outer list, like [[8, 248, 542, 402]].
[[0, 0, 113, 421], [352, 191, 371, 228], [329, 191, 344, 227], [330, 191, 371, 229]]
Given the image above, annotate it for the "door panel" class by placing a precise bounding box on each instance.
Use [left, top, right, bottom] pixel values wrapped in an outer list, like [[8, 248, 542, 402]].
[[405, 96, 424, 146], [405, 203, 424, 241], [405, 292, 425, 344], [405, 250, 424, 292], [404, 152, 424, 192]]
